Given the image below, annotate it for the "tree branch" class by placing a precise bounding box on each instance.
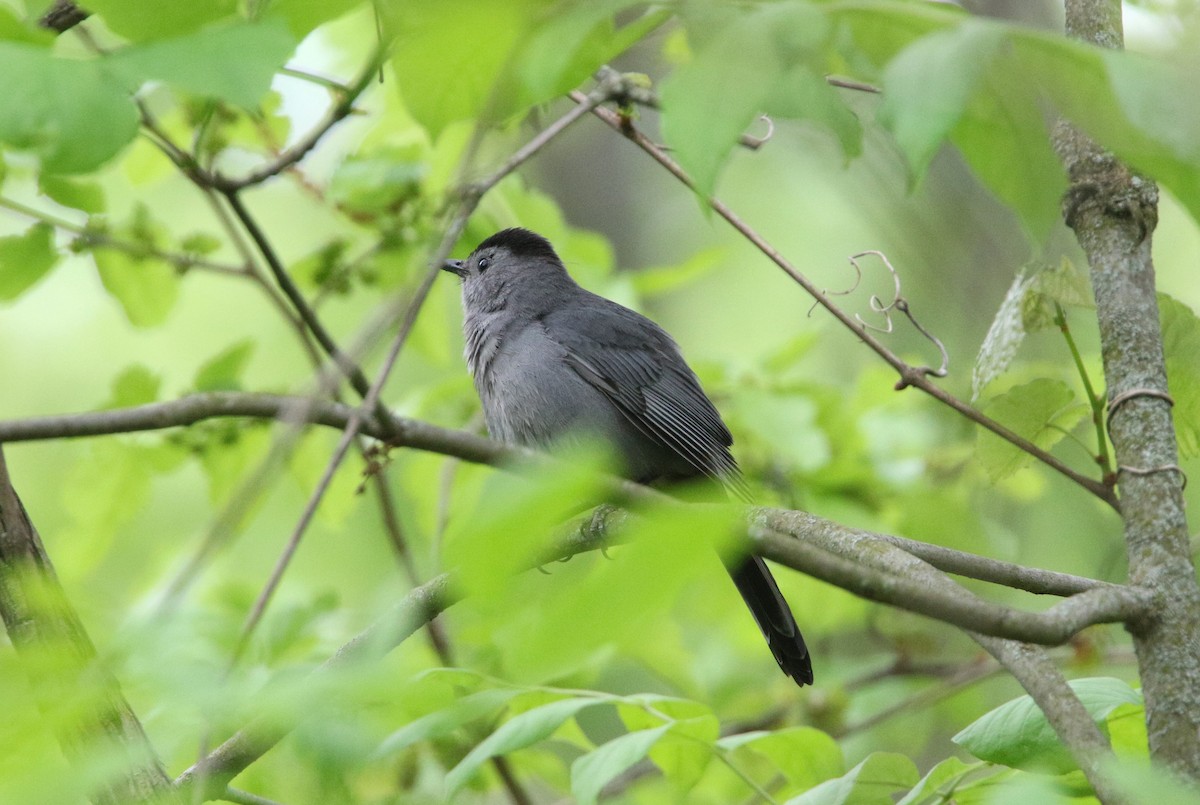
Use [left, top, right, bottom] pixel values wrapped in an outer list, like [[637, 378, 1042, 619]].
[[0, 392, 1153, 642], [970, 636, 1122, 803], [754, 511, 1152, 645], [0, 447, 178, 804], [1056, 0, 1200, 779]]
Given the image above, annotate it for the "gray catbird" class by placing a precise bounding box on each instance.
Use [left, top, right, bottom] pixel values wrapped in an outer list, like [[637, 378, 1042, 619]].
[[443, 227, 812, 686]]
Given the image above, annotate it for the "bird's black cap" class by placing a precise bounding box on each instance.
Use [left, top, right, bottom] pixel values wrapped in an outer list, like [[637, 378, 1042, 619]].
[[474, 227, 560, 262]]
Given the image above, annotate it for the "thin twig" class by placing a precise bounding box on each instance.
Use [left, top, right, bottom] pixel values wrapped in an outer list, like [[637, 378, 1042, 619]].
[[1054, 303, 1114, 478], [0, 196, 247, 276], [210, 45, 388, 193], [573, 93, 1119, 510]]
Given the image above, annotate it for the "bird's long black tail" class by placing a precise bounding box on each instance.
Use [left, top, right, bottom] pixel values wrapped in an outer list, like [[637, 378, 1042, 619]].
[[726, 555, 813, 686]]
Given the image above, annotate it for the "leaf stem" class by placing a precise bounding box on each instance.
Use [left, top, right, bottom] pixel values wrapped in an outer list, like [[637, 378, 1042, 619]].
[[1054, 303, 1114, 479]]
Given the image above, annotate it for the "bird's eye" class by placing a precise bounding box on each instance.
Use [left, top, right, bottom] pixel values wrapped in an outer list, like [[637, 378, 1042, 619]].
[[477, 257, 491, 272]]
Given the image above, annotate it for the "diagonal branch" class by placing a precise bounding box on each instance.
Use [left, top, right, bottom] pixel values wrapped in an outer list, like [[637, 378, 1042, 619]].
[[570, 91, 1118, 510], [970, 636, 1121, 803], [0, 448, 178, 805]]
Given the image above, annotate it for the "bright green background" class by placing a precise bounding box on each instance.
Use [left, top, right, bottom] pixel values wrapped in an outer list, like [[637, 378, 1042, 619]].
[[1, 0, 1198, 802]]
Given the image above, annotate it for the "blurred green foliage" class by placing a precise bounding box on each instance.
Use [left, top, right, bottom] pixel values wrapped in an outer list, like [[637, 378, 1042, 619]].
[[1, 0, 1198, 803]]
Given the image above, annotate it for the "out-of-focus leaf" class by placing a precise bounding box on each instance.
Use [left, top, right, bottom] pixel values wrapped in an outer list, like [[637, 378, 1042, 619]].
[[767, 64, 863, 160], [0, 6, 54, 45], [39, 175, 106, 213], [619, 697, 718, 793], [103, 365, 161, 409], [896, 756, 978, 805], [444, 455, 609, 603], [375, 688, 526, 758], [1106, 757, 1198, 805], [446, 697, 607, 794], [0, 223, 58, 301], [571, 724, 671, 805], [1016, 36, 1200, 230], [194, 340, 255, 392], [94, 248, 179, 328], [718, 727, 844, 790], [85, 0, 239, 40], [1159, 294, 1200, 458], [385, 0, 536, 136], [0, 43, 138, 173], [1104, 702, 1147, 757], [950, 52, 1066, 243], [272, 0, 362, 38], [976, 379, 1086, 480], [953, 677, 1142, 773], [878, 22, 1004, 179], [627, 247, 724, 297], [786, 751, 919, 804], [660, 6, 792, 198], [107, 19, 298, 108], [329, 149, 426, 217], [518, 1, 669, 104]]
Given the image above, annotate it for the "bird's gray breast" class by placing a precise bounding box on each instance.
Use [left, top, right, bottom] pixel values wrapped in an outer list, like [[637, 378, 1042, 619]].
[[468, 315, 602, 446], [464, 314, 687, 479]]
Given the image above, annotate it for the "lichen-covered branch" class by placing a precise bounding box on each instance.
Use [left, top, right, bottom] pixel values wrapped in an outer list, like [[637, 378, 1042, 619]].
[[1056, 0, 1200, 779]]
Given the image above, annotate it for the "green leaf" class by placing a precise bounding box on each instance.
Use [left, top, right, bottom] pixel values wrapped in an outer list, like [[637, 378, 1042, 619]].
[[329, 149, 426, 217], [518, 1, 669, 104], [787, 751, 920, 804], [86, 0, 239, 40], [375, 688, 525, 758], [718, 727, 843, 790], [0, 6, 55, 45], [619, 697, 719, 793], [896, 756, 978, 805], [953, 677, 1142, 773], [660, 8, 784, 198], [38, 175, 106, 213], [950, 53, 1066, 243], [627, 247, 724, 298], [107, 19, 298, 108], [385, 0, 536, 137], [272, 0, 362, 38], [194, 340, 255, 392], [976, 378, 1087, 481], [878, 22, 1005, 179], [104, 365, 161, 408], [1106, 757, 1199, 805], [0, 43, 139, 173], [1159, 294, 1200, 459], [571, 725, 671, 805], [972, 270, 1035, 401], [1014, 35, 1200, 229], [180, 233, 222, 255], [446, 697, 606, 794], [0, 223, 58, 301], [94, 248, 179, 328], [1104, 702, 1147, 758], [766, 65, 863, 160]]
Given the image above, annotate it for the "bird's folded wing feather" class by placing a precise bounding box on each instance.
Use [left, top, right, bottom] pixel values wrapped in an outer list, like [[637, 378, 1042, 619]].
[[542, 299, 742, 485]]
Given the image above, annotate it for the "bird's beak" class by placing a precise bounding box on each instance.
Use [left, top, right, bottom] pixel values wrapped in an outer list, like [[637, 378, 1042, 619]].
[[442, 259, 467, 278]]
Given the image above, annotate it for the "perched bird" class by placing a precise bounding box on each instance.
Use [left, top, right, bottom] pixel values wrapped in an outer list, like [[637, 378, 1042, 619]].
[[443, 227, 812, 686]]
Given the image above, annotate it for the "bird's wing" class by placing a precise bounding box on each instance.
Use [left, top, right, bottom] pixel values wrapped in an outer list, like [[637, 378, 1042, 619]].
[[543, 295, 742, 484]]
